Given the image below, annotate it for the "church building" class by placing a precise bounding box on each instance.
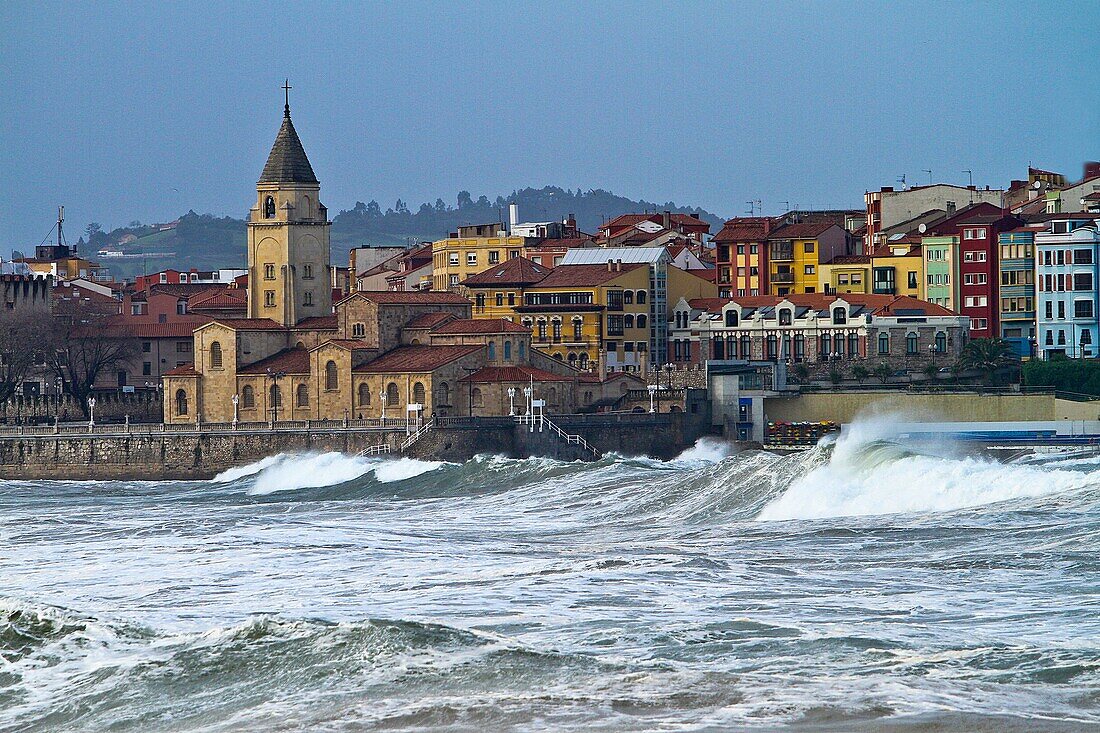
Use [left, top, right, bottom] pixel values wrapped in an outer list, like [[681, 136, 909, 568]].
[[162, 95, 610, 424]]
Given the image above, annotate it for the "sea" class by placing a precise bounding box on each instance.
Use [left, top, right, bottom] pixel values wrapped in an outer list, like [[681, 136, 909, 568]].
[[2, 420, 1099, 732]]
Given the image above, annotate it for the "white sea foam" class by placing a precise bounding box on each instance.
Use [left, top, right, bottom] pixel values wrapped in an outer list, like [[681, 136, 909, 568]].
[[372, 457, 445, 484], [758, 414, 1090, 521], [212, 452, 447, 494], [671, 437, 733, 464]]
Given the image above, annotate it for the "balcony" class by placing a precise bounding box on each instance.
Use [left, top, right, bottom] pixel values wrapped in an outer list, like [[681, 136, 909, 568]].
[[771, 272, 795, 284], [770, 244, 794, 261]]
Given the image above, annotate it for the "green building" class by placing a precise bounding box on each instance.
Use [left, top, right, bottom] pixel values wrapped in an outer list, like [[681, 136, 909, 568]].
[[923, 235, 958, 310]]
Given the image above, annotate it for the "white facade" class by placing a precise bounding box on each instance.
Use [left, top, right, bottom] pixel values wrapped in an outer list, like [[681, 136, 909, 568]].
[[1035, 220, 1100, 359]]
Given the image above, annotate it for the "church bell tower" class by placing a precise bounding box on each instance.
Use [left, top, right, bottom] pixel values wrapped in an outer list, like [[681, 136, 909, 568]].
[[247, 81, 331, 326]]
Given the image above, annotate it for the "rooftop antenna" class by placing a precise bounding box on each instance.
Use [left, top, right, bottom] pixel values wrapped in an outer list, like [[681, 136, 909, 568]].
[[922, 169, 933, 186], [780, 201, 790, 213], [963, 169, 974, 203], [745, 201, 756, 215], [57, 205, 65, 250], [896, 174, 907, 189]]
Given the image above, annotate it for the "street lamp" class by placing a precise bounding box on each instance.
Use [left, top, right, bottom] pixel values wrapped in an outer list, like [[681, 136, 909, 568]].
[[87, 396, 96, 431], [266, 368, 285, 426], [647, 384, 657, 413], [507, 387, 516, 416], [929, 342, 937, 373], [379, 389, 388, 425], [522, 385, 532, 416], [231, 393, 239, 428]]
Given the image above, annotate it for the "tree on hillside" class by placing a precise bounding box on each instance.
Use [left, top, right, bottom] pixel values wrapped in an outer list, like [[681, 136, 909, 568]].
[[44, 300, 138, 418], [956, 338, 1019, 385], [0, 310, 53, 402]]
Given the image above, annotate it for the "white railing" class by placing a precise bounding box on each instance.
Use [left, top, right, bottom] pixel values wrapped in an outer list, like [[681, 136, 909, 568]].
[[515, 414, 600, 457], [400, 418, 435, 452], [360, 443, 392, 456]]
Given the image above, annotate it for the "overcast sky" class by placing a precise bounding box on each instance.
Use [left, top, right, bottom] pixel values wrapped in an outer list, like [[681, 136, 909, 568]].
[[2, 1, 1097, 250]]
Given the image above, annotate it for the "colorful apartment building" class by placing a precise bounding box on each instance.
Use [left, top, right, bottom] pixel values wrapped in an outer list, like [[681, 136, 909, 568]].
[[922, 235, 958, 310], [432, 224, 527, 291], [820, 255, 871, 295], [998, 225, 1041, 357], [871, 239, 924, 299], [713, 217, 772, 298], [767, 220, 848, 296], [462, 257, 552, 319], [1035, 216, 1100, 360]]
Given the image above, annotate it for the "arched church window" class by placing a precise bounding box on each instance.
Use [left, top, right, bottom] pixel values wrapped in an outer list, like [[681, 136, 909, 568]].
[[296, 383, 309, 407], [358, 383, 371, 406], [175, 389, 188, 416], [325, 360, 338, 391], [210, 341, 222, 369], [386, 382, 399, 405], [242, 385, 255, 408], [264, 196, 276, 219], [352, 323, 365, 338], [413, 382, 425, 404], [488, 342, 496, 360]]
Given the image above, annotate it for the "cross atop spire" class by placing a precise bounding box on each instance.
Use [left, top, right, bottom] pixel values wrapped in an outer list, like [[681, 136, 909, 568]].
[[283, 79, 292, 117]]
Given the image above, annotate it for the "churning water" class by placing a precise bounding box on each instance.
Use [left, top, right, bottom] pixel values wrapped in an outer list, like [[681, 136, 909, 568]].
[[2, 426, 1100, 732]]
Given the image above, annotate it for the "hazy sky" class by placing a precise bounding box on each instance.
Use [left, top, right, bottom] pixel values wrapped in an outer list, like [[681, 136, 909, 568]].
[[2, 1, 1097, 250]]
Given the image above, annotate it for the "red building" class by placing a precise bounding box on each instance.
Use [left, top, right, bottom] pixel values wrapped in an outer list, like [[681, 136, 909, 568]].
[[712, 217, 774, 298], [598, 212, 711, 243], [927, 206, 1022, 339]]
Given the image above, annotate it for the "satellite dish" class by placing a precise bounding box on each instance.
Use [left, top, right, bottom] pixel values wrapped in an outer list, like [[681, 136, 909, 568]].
[[1033, 181, 1043, 189], [918, 224, 927, 234]]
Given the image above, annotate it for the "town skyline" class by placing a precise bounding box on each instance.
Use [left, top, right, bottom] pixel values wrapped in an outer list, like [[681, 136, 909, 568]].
[[3, 1, 1097, 247]]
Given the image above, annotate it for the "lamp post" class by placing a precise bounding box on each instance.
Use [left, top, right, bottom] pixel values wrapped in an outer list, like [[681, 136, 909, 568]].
[[87, 396, 96, 431], [523, 385, 532, 417], [507, 387, 516, 416], [929, 342, 937, 374], [266, 368, 285, 427], [647, 384, 657, 413], [379, 389, 388, 426], [231, 393, 239, 428]]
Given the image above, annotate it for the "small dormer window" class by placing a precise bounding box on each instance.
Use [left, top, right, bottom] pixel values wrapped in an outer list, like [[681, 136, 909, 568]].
[[725, 310, 738, 327], [264, 196, 276, 219], [779, 309, 792, 326], [833, 307, 847, 324]]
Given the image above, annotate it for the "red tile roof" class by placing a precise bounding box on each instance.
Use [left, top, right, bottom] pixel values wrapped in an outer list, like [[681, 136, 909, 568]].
[[163, 363, 198, 376], [767, 220, 839, 239], [108, 318, 210, 338], [431, 318, 529, 334], [149, 283, 226, 298], [529, 262, 646, 288], [187, 288, 247, 309], [238, 347, 311, 374], [204, 318, 286, 331], [406, 312, 457, 329], [319, 339, 373, 350], [713, 218, 775, 242], [343, 291, 471, 306], [687, 298, 731, 312], [458, 365, 572, 383], [353, 345, 482, 373], [462, 257, 552, 286], [293, 316, 339, 330]]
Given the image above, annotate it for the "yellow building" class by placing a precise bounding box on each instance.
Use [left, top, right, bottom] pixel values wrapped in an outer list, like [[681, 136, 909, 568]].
[[767, 220, 849, 296], [871, 240, 925, 299], [819, 255, 872, 295], [432, 224, 527, 291], [461, 256, 552, 319]]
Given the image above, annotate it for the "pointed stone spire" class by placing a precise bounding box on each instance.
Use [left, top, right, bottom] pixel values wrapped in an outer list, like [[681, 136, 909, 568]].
[[258, 83, 318, 184]]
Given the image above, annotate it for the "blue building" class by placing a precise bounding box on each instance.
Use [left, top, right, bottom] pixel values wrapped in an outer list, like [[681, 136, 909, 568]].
[[1035, 216, 1100, 359], [998, 226, 1041, 357]]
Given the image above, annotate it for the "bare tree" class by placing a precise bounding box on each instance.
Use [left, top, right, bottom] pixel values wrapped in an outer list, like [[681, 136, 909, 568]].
[[0, 310, 53, 402], [44, 298, 137, 417]]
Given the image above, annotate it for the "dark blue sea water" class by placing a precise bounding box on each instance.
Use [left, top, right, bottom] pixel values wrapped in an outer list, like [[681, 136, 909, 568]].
[[2, 429, 1099, 731]]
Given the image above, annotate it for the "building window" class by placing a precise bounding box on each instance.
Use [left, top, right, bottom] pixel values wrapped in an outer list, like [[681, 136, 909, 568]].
[[848, 332, 859, 357], [264, 196, 276, 219], [210, 341, 223, 369], [488, 251, 500, 264], [175, 389, 188, 416], [264, 263, 276, 280], [449, 275, 459, 286], [804, 242, 815, 253], [495, 293, 503, 307], [504, 340, 512, 359], [488, 341, 496, 360], [303, 264, 314, 279], [623, 290, 633, 305], [142, 341, 151, 353], [935, 332, 947, 353], [725, 310, 738, 327], [325, 360, 338, 390], [878, 332, 890, 355], [779, 309, 792, 326], [449, 253, 459, 266], [242, 385, 255, 408], [821, 333, 831, 357], [1074, 273, 1093, 291], [537, 322, 547, 341], [358, 383, 371, 406], [832, 307, 847, 324], [270, 385, 282, 409], [471, 387, 484, 408], [624, 314, 635, 328], [296, 383, 309, 407], [552, 321, 562, 341], [508, 292, 515, 306], [142, 362, 151, 376], [607, 315, 624, 336], [352, 322, 365, 338], [264, 290, 276, 308], [637, 314, 647, 329], [637, 291, 647, 304], [1075, 300, 1094, 319], [304, 291, 313, 306], [906, 332, 918, 355], [466, 252, 478, 267], [804, 265, 815, 275], [413, 382, 425, 404], [476, 293, 486, 309], [573, 320, 583, 342], [176, 299, 187, 315], [386, 382, 400, 405]]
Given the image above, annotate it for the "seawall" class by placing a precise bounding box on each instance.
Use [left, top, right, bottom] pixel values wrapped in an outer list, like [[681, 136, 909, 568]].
[[0, 413, 712, 481]]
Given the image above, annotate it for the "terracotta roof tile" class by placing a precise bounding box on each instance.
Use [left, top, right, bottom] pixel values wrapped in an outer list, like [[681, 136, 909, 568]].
[[163, 363, 199, 376], [342, 291, 471, 306], [458, 365, 572, 383], [431, 318, 529, 334], [204, 318, 286, 331], [462, 257, 552, 286], [293, 316, 339, 329], [238, 347, 311, 374], [767, 220, 838, 239], [353, 345, 482, 373], [406, 312, 457, 329], [529, 262, 646, 288]]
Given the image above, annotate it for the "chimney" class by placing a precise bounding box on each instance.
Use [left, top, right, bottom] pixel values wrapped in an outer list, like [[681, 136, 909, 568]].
[[508, 203, 519, 233], [662, 210, 671, 229], [946, 201, 957, 215], [763, 218, 772, 235], [607, 259, 613, 272]]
